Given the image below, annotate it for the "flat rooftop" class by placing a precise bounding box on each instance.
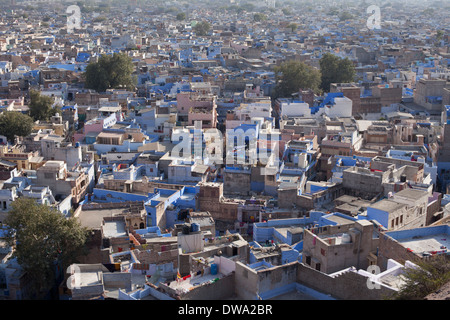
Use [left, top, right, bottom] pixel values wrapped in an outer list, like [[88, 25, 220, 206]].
[[103, 221, 127, 238], [168, 272, 224, 293], [97, 132, 123, 138], [318, 233, 350, 245], [77, 207, 131, 230], [335, 195, 359, 203], [274, 227, 304, 238], [394, 188, 429, 200], [79, 272, 102, 287], [369, 199, 406, 213], [324, 214, 355, 225], [397, 233, 450, 255]]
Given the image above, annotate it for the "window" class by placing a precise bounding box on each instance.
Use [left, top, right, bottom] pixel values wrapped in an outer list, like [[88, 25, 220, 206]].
[[44, 172, 54, 179], [400, 215, 403, 224], [315, 263, 321, 271], [391, 219, 395, 228], [305, 256, 311, 265], [396, 217, 399, 226]]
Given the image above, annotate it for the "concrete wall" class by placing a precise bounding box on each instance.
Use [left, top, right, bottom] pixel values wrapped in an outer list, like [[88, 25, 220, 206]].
[[377, 225, 450, 270], [234, 262, 259, 300], [325, 97, 352, 118], [216, 256, 236, 275], [223, 170, 251, 195], [41, 142, 82, 169], [277, 188, 298, 209], [235, 259, 396, 300], [145, 284, 176, 300], [103, 273, 132, 292], [180, 273, 235, 300], [281, 101, 311, 118], [342, 167, 386, 195], [92, 188, 149, 203], [296, 263, 396, 300], [257, 262, 298, 297], [198, 184, 239, 221], [302, 221, 377, 274]]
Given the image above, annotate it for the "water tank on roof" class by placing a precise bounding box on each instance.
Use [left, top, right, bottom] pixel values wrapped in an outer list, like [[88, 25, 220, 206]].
[[182, 224, 191, 235], [211, 263, 218, 275], [191, 223, 200, 232], [75, 142, 80, 148], [341, 233, 351, 244]]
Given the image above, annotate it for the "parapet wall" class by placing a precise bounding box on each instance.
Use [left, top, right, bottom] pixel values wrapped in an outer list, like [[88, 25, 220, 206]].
[[296, 263, 396, 300]]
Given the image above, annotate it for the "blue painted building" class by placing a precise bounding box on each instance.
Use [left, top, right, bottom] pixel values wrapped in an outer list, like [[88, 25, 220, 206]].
[[90, 185, 198, 229]]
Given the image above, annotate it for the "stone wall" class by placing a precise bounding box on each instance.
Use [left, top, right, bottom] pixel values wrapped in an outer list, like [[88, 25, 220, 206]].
[[223, 171, 251, 195], [377, 233, 420, 270], [198, 183, 239, 221], [257, 262, 298, 296], [296, 263, 396, 300], [180, 273, 235, 300], [234, 262, 259, 300]]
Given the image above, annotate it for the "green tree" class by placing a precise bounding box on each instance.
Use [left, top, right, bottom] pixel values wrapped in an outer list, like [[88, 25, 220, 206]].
[[240, 2, 255, 12], [319, 53, 355, 92], [193, 21, 211, 36], [282, 8, 292, 15], [394, 255, 450, 300], [423, 8, 435, 16], [339, 11, 353, 21], [328, 7, 339, 16], [272, 61, 322, 99], [253, 13, 267, 22], [84, 52, 136, 93], [93, 16, 107, 23], [165, 6, 178, 14], [287, 22, 298, 32], [436, 30, 444, 41], [28, 90, 58, 122], [4, 198, 89, 297], [228, 5, 244, 14], [0, 111, 34, 143], [97, 3, 111, 13], [176, 12, 186, 21]]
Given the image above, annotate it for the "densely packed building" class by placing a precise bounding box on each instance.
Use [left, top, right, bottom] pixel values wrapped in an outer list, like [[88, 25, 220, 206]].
[[0, 0, 449, 301]]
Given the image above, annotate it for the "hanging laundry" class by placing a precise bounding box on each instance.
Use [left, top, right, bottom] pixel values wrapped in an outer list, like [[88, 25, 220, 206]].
[[182, 274, 191, 280]]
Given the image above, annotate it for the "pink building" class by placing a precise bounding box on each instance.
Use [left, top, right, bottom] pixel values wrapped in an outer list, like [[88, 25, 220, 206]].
[[177, 92, 217, 128], [73, 113, 117, 143], [176, 92, 215, 114], [188, 107, 217, 128]]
